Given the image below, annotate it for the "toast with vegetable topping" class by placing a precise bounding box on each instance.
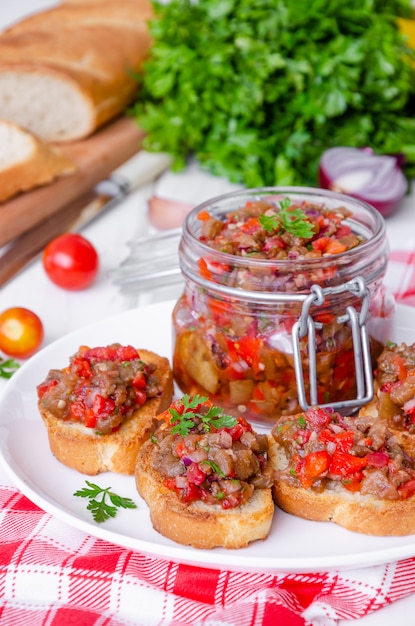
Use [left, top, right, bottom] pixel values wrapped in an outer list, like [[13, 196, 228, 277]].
[[359, 341, 415, 457], [135, 394, 275, 549], [270, 406, 415, 536], [37, 344, 173, 475]]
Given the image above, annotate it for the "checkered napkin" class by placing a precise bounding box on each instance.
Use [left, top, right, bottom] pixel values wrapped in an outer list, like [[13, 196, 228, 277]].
[[2, 483, 415, 626], [385, 240, 415, 307], [2, 246, 415, 626]]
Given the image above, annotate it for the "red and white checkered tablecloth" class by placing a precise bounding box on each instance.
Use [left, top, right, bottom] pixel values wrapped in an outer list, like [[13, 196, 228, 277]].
[[2, 482, 415, 626], [386, 245, 415, 307], [1, 245, 415, 626]]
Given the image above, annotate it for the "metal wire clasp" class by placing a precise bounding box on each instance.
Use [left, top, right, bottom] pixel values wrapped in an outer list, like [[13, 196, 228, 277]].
[[292, 276, 374, 413]]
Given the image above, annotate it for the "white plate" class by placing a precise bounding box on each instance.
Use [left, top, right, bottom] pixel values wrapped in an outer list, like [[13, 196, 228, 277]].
[[1, 300, 415, 574]]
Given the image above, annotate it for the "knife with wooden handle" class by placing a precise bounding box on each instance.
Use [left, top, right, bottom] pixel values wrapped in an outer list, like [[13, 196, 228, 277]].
[[0, 150, 172, 287]]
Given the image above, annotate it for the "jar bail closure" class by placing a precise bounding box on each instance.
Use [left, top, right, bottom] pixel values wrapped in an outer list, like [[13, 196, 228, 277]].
[[292, 276, 374, 413]]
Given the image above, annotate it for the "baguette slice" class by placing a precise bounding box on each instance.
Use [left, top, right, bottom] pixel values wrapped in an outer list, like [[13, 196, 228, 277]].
[[135, 437, 274, 549], [0, 119, 75, 202], [270, 439, 415, 536], [39, 350, 173, 476]]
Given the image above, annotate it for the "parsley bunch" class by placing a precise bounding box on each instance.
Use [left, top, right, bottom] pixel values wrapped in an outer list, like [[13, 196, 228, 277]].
[[132, 0, 415, 186]]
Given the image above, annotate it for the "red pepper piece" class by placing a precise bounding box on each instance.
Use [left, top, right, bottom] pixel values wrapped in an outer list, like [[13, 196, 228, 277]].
[[240, 216, 260, 233], [235, 335, 263, 372], [298, 450, 331, 489], [115, 345, 140, 361], [393, 354, 408, 382], [132, 371, 147, 389], [318, 428, 335, 444], [186, 462, 206, 485], [179, 481, 204, 503], [311, 236, 331, 252], [37, 379, 58, 399], [226, 417, 252, 441], [92, 394, 115, 418], [341, 471, 364, 492], [336, 431, 355, 453], [71, 357, 92, 378], [304, 407, 332, 429], [197, 257, 212, 280], [366, 451, 389, 468], [330, 451, 368, 476], [197, 210, 211, 221], [398, 479, 415, 499], [70, 399, 86, 422], [134, 390, 147, 406]]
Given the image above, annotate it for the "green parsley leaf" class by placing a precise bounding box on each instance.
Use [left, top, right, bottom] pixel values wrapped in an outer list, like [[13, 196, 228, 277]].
[[297, 415, 307, 428], [170, 394, 237, 436], [74, 481, 137, 523], [0, 357, 20, 379], [200, 459, 225, 477], [259, 198, 314, 238]]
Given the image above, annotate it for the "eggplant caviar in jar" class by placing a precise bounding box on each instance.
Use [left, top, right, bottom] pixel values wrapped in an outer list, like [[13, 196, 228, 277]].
[[172, 187, 394, 427]]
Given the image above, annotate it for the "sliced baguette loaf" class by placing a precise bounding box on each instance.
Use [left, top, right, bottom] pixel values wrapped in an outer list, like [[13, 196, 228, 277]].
[[0, 0, 153, 142], [0, 119, 75, 203], [38, 349, 173, 476], [135, 437, 275, 549]]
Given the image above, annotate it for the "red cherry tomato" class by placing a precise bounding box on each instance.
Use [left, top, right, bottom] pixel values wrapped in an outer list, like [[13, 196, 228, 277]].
[[0, 307, 44, 359], [42, 233, 99, 290]]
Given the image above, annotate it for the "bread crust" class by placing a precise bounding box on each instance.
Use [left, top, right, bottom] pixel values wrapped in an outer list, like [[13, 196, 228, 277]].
[[135, 438, 274, 549], [38, 350, 173, 475], [0, 120, 75, 202], [269, 439, 415, 536]]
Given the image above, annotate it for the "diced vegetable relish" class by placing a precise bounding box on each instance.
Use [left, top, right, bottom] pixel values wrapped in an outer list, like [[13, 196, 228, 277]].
[[374, 341, 415, 432], [152, 395, 273, 508], [198, 198, 364, 261], [272, 407, 415, 499], [37, 343, 161, 434]]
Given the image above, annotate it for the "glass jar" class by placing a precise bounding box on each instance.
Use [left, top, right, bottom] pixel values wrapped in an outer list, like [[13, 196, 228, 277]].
[[172, 187, 394, 427]]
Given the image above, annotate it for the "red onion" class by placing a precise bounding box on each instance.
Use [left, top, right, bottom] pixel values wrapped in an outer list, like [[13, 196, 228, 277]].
[[318, 147, 408, 217], [366, 451, 389, 468]]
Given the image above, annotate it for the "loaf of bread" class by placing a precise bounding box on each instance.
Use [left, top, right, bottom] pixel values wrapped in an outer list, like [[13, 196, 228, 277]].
[[0, 119, 75, 202], [135, 395, 275, 549], [0, 0, 153, 142], [37, 346, 174, 475], [270, 406, 415, 536]]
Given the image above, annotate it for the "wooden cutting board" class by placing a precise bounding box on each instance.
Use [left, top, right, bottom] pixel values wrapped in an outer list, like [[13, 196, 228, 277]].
[[0, 116, 146, 249]]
